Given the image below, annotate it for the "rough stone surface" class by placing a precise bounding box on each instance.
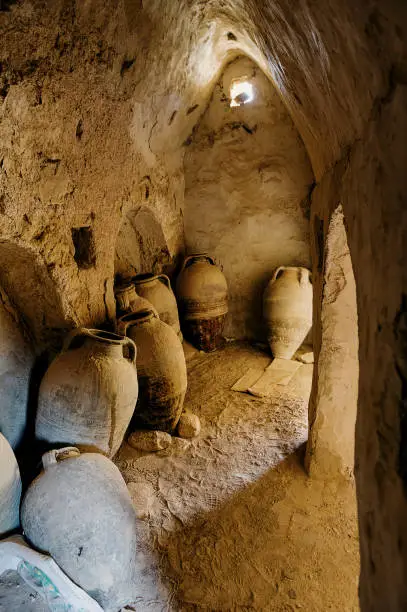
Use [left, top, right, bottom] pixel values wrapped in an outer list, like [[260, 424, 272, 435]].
[[177, 412, 201, 439], [306, 205, 358, 479], [128, 430, 172, 452], [184, 56, 313, 339], [0, 0, 406, 608]]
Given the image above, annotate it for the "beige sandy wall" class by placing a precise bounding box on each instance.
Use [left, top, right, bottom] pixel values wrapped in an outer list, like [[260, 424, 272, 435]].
[[184, 56, 313, 339]]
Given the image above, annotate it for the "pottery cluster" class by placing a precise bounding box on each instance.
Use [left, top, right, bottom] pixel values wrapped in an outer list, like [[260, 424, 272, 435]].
[[0, 255, 312, 610]]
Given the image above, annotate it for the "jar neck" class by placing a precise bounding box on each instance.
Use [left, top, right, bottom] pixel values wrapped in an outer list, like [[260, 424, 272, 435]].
[[82, 331, 125, 359], [115, 284, 138, 310], [120, 309, 158, 331], [133, 273, 158, 288], [185, 254, 212, 268]]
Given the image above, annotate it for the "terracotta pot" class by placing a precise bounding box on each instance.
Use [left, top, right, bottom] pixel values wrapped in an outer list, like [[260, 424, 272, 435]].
[[263, 266, 312, 359], [36, 328, 138, 457], [0, 287, 34, 450], [176, 254, 228, 352], [132, 273, 182, 341], [118, 309, 187, 432], [114, 282, 156, 318], [21, 447, 138, 611], [0, 433, 21, 537]]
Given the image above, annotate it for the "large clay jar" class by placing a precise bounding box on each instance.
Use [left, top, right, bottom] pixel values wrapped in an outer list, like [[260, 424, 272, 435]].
[[0, 433, 22, 536], [0, 286, 34, 450], [132, 273, 182, 340], [21, 447, 138, 611], [176, 254, 228, 352], [114, 282, 156, 318], [263, 266, 312, 359], [118, 309, 187, 432], [36, 329, 138, 457]]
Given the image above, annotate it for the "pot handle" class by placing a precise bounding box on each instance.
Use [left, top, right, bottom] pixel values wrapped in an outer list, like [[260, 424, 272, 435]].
[[299, 268, 312, 286], [122, 337, 137, 364], [271, 266, 286, 283], [180, 254, 215, 272], [42, 447, 80, 470], [62, 327, 91, 352], [157, 274, 172, 290]]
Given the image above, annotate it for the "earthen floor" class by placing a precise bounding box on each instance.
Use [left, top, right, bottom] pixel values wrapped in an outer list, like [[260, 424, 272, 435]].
[[115, 341, 360, 611]]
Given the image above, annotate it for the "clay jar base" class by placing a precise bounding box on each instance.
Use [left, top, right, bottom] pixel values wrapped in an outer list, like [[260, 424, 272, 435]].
[[182, 315, 226, 352], [131, 380, 185, 433]]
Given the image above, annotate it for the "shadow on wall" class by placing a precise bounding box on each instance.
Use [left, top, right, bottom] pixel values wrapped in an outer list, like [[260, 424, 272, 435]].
[[114, 206, 173, 281], [0, 241, 70, 351]]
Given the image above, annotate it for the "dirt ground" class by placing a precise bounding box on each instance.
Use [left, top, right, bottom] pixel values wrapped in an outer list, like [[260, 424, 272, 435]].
[[114, 341, 360, 611]]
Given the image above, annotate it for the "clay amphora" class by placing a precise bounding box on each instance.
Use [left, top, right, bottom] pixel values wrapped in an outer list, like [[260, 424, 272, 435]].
[[21, 447, 138, 611], [118, 309, 187, 432], [132, 273, 182, 340], [0, 433, 21, 536], [114, 282, 156, 318], [263, 266, 312, 359], [0, 286, 34, 450], [36, 329, 138, 457], [176, 254, 228, 352]]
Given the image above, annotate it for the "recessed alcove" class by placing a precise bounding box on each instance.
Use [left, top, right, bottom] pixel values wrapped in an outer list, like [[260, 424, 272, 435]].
[[114, 206, 172, 281], [183, 56, 314, 339]]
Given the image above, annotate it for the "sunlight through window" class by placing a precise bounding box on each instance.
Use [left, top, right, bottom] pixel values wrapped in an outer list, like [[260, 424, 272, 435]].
[[230, 80, 254, 107]]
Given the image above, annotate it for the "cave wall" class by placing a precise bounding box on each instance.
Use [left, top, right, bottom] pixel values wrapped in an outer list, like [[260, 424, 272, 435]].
[[183, 56, 313, 339], [1, 0, 407, 609]]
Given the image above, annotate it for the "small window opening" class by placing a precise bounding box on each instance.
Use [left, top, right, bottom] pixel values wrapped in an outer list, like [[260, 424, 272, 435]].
[[230, 79, 254, 107]]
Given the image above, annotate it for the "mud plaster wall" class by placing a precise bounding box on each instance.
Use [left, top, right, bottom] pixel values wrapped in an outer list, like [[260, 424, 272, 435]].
[[0, 1, 407, 609], [183, 56, 313, 339], [306, 204, 358, 480]]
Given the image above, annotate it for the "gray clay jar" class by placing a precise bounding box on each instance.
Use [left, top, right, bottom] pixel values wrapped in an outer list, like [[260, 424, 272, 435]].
[[21, 447, 138, 611], [36, 328, 138, 457]]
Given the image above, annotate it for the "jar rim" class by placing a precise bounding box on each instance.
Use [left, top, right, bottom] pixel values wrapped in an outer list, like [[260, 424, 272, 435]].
[[114, 282, 135, 294], [86, 329, 127, 345], [133, 272, 156, 284], [119, 309, 157, 325]]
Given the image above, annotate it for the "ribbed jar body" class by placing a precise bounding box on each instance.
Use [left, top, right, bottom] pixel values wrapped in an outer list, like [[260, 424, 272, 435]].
[[176, 254, 228, 352], [263, 266, 312, 359], [21, 448, 138, 612], [118, 310, 187, 432], [133, 273, 182, 340], [36, 329, 138, 457]]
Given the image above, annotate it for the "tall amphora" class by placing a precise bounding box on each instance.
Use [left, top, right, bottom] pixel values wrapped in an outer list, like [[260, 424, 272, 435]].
[[263, 266, 312, 359], [118, 310, 187, 433]]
